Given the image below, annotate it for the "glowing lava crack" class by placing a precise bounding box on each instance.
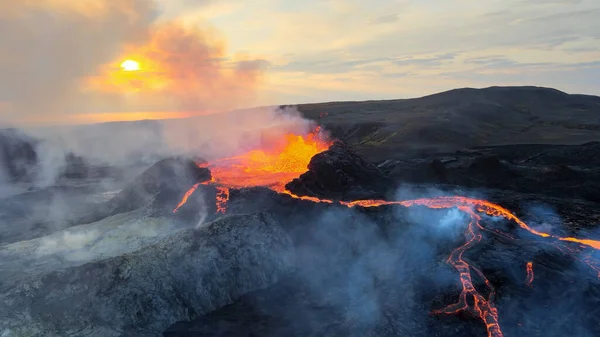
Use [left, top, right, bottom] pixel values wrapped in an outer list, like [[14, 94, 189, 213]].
[[172, 129, 600, 337]]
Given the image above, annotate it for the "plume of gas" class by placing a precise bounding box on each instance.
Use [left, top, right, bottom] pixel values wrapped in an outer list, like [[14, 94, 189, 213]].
[[0, 0, 158, 126], [1, 1, 267, 127], [0, 0, 280, 189], [0, 105, 312, 252], [517, 201, 600, 278], [270, 186, 469, 333], [472, 197, 598, 336], [16, 105, 315, 186]]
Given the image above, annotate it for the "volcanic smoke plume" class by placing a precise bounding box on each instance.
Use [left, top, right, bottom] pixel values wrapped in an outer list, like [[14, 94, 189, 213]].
[[0, 0, 266, 126]]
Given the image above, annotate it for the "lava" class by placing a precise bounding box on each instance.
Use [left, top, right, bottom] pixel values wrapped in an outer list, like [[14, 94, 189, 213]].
[[526, 262, 534, 287], [172, 182, 200, 213], [216, 187, 230, 214], [171, 127, 600, 337], [206, 126, 330, 191], [173, 127, 331, 213], [428, 206, 501, 337]]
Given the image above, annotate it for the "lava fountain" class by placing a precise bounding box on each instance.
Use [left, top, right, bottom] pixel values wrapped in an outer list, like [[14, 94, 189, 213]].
[[172, 126, 600, 337]]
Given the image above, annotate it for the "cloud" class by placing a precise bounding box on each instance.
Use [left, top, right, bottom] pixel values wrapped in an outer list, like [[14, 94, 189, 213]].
[[368, 14, 400, 25], [0, 0, 158, 125], [274, 56, 390, 74], [3, 0, 600, 124], [392, 53, 458, 67], [248, 0, 600, 102], [463, 56, 554, 69], [0, 0, 266, 126], [85, 21, 266, 113]]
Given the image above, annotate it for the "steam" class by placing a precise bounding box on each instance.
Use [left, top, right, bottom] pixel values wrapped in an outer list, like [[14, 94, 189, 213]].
[[0, 0, 158, 125], [234, 186, 599, 336], [281, 187, 470, 334], [0, 0, 267, 127], [0, 0, 308, 189], [2, 105, 313, 188]]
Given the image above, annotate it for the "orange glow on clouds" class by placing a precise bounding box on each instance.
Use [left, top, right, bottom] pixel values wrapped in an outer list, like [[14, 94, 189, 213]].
[[72, 111, 196, 124], [85, 22, 266, 112]]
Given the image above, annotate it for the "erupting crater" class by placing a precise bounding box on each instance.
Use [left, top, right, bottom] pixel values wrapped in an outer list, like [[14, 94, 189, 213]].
[[173, 127, 600, 337]]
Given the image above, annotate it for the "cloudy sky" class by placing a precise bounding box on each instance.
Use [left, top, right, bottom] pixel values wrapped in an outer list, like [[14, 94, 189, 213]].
[[1, 0, 599, 126]]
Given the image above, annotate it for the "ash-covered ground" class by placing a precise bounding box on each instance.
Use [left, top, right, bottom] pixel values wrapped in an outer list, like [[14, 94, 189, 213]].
[[1, 94, 599, 337]]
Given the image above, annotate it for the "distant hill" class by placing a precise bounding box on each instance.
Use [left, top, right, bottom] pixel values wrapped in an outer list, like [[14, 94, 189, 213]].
[[293, 86, 600, 161]]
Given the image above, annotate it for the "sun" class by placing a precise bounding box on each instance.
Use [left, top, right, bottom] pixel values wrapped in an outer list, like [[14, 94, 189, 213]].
[[120, 59, 140, 71]]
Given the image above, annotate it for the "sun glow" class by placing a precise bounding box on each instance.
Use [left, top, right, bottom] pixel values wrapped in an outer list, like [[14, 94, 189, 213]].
[[120, 59, 140, 71]]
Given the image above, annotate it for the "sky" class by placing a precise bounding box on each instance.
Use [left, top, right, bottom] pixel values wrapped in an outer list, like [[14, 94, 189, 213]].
[[1, 0, 599, 126]]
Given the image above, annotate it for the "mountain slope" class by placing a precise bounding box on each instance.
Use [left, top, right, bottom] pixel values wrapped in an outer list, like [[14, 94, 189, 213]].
[[294, 86, 600, 160]]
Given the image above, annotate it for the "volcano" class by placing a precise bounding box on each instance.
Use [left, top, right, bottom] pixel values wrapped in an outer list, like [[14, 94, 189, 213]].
[[1, 91, 600, 337], [162, 130, 600, 337]]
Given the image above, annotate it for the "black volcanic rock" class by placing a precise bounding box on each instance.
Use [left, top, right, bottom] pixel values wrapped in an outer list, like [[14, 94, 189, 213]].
[[469, 155, 503, 171], [0, 213, 294, 337], [80, 157, 211, 224], [285, 141, 392, 200], [466, 155, 517, 184], [112, 157, 211, 213], [390, 158, 448, 183], [0, 129, 38, 182], [59, 153, 122, 180], [430, 159, 447, 181]]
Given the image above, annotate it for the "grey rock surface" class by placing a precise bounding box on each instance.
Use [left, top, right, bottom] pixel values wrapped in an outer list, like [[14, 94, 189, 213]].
[[0, 212, 294, 337]]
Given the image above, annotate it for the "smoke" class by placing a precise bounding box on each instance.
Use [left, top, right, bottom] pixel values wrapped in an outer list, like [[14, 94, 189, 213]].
[[242, 185, 599, 336], [0, 0, 267, 127], [0, 0, 306, 190], [85, 22, 268, 114], [0, 0, 158, 125], [1, 105, 313, 189], [273, 187, 470, 335]]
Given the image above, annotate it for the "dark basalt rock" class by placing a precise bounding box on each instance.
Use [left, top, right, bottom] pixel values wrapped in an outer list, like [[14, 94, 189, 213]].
[[0, 213, 294, 337], [468, 155, 516, 179], [80, 157, 211, 224], [59, 152, 122, 180], [0, 129, 38, 182], [285, 141, 392, 200], [545, 164, 579, 182], [430, 158, 447, 180], [466, 155, 517, 186], [469, 155, 503, 170], [112, 157, 211, 213], [390, 159, 448, 183]]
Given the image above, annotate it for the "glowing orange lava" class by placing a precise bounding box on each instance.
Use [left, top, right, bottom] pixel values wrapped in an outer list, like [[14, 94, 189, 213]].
[[216, 187, 230, 214], [173, 127, 331, 214], [208, 126, 331, 191], [171, 127, 600, 337], [526, 262, 534, 287], [172, 182, 200, 213]]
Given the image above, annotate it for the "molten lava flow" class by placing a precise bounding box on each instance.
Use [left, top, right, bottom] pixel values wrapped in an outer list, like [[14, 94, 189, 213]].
[[428, 206, 502, 337], [172, 182, 200, 213], [170, 127, 600, 337], [208, 127, 331, 190], [172, 127, 331, 212], [216, 187, 230, 214], [340, 196, 600, 251], [526, 262, 534, 287]]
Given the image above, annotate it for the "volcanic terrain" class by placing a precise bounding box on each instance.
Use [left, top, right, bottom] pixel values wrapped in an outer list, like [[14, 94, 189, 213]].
[[0, 86, 599, 337]]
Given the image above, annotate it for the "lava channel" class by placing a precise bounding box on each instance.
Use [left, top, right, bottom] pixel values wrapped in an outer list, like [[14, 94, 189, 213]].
[[525, 262, 534, 287]]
